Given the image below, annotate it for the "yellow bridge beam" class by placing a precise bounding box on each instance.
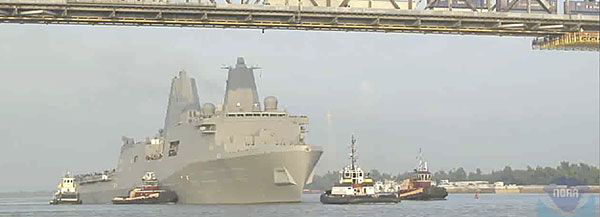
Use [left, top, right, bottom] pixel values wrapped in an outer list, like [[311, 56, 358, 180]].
[[533, 32, 600, 51]]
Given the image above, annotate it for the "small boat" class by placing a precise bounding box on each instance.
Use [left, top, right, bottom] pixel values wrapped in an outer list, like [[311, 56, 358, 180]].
[[112, 172, 177, 204], [320, 136, 401, 204], [50, 172, 82, 205], [398, 149, 448, 200]]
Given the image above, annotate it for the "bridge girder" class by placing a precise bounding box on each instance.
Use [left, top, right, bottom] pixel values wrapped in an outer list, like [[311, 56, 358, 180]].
[[0, 2, 598, 37]]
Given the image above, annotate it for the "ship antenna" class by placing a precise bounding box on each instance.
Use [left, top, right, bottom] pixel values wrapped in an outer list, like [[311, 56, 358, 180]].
[[350, 135, 357, 170], [417, 148, 428, 172]]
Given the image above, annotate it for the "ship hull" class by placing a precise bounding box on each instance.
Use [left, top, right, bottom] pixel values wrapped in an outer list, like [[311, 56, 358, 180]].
[[79, 149, 322, 204]]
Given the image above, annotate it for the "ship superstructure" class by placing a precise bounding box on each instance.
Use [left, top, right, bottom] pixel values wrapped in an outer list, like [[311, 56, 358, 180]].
[[398, 149, 448, 200], [332, 135, 375, 196], [413, 149, 433, 189], [76, 57, 323, 204]]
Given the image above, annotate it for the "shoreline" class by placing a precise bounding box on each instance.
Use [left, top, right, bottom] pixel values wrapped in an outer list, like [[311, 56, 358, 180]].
[[303, 185, 600, 195], [442, 185, 600, 194]]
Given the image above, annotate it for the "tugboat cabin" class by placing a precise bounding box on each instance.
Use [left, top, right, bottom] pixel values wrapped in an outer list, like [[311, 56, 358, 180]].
[[58, 177, 78, 194], [331, 166, 375, 196]]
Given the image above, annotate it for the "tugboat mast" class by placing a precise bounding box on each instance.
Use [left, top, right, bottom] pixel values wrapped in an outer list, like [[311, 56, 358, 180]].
[[320, 134, 400, 204], [417, 148, 428, 172], [350, 135, 357, 170]]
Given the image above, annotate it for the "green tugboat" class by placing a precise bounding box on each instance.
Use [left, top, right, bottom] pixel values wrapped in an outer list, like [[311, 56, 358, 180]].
[[320, 136, 400, 204], [398, 149, 448, 200]]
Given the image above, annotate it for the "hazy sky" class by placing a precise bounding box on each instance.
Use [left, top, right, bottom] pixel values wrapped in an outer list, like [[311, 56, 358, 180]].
[[0, 24, 598, 192]]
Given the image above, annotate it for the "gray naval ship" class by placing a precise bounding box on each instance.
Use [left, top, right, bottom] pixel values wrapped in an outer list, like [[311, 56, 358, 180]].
[[75, 57, 323, 204]]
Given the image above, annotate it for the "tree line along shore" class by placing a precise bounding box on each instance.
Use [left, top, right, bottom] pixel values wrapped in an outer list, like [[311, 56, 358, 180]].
[[306, 161, 600, 193]]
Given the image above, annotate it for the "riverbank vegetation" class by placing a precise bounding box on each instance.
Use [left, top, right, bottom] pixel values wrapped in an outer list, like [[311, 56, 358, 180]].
[[306, 161, 599, 191]]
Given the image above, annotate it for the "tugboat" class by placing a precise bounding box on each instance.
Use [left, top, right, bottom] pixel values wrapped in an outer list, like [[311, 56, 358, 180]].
[[50, 172, 82, 205], [398, 149, 448, 200], [112, 172, 177, 204], [320, 136, 400, 204]]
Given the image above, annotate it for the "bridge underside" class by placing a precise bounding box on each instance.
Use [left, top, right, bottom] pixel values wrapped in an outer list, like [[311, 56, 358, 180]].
[[0, 2, 598, 49]]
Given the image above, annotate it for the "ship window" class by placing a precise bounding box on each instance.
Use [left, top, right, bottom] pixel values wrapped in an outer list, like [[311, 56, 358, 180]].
[[168, 141, 180, 157]]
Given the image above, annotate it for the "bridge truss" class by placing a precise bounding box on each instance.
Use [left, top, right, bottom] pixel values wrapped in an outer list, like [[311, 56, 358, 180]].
[[0, 1, 598, 50]]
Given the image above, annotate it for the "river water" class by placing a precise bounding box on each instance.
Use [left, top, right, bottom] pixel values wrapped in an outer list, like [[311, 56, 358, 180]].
[[1, 194, 598, 217]]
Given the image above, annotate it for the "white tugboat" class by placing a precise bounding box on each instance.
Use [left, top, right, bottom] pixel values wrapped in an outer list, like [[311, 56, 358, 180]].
[[320, 136, 400, 204], [50, 173, 82, 205]]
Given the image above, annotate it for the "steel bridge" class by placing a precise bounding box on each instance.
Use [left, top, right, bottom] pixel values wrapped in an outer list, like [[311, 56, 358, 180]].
[[0, 0, 598, 50]]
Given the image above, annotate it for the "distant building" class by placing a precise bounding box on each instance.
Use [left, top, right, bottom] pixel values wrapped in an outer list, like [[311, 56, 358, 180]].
[[438, 180, 491, 187]]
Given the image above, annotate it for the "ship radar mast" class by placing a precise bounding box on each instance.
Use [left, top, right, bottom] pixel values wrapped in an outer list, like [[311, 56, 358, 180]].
[[222, 57, 261, 112], [350, 135, 357, 170], [416, 148, 428, 172]]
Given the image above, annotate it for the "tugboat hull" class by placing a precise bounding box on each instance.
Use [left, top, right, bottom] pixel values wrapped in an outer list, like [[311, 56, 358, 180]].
[[320, 193, 400, 204], [112, 191, 178, 205], [49, 200, 82, 205], [399, 186, 448, 200], [49, 192, 82, 205], [111, 172, 179, 205]]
